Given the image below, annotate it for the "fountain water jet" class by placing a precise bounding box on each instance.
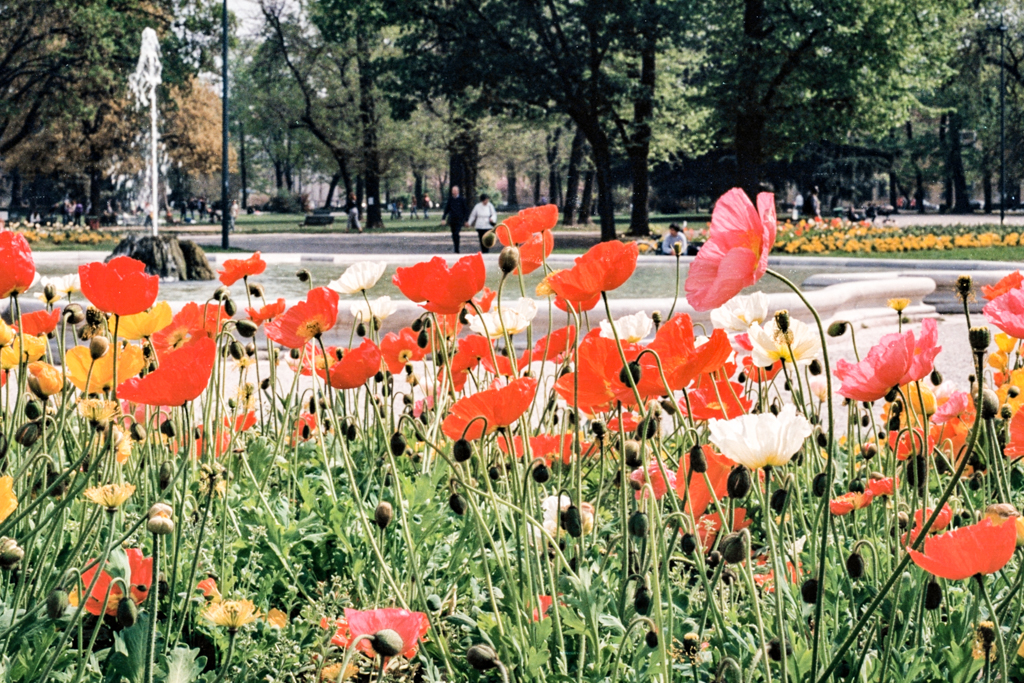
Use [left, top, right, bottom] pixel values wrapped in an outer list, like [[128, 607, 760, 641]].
[[129, 28, 162, 237]]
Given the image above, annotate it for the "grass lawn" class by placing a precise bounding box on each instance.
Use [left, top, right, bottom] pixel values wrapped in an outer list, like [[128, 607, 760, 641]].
[[836, 246, 1024, 262]]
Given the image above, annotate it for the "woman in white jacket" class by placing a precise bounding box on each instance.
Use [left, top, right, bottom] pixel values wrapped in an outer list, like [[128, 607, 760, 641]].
[[467, 194, 498, 253]]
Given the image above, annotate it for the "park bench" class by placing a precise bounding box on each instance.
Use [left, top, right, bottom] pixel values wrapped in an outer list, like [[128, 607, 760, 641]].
[[304, 213, 336, 226]]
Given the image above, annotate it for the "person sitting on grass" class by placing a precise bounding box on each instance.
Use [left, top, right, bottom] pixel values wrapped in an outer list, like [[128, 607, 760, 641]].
[[661, 223, 687, 255]]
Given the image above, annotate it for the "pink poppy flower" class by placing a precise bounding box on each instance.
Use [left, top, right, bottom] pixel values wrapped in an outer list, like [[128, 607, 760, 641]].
[[900, 318, 941, 384], [834, 331, 915, 402], [629, 462, 676, 500], [684, 188, 776, 311], [984, 288, 1024, 339]]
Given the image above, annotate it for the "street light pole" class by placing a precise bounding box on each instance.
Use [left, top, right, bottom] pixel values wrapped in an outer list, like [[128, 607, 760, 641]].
[[221, 0, 230, 249], [1000, 19, 1007, 227]]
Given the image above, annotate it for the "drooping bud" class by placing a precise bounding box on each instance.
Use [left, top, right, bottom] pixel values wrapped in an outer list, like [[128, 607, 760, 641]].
[[453, 439, 472, 463], [767, 637, 791, 662], [375, 501, 394, 530], [800, 578, 818, 604], [812, 472, 829, 497], [64, 303, 86, 325], [623, 440, 642, 469], [0, 537, 24, 569], [466, 644, 500, 671], [563, 505, 583, 537], [770, 488, 788, 513], [498, 246, 521, 274], [981, 389, 1000, 420], [117, 596, 138, 628], [924, 578, 942, 610], [930, 369, 943, 386], [449, 493, 467, 515], [372, 628, 405, 657], [159, 461, 174, 490], [236, 320, 258, 338], [634, 584, 651, 615], [532, 463, 550, 484], [296, 269, 311, 283], [680, 533, 697, 554], [15, 422, 41, 448], [719, 532, 748, 564], [726, 466, 751, 499], [689, 444, 707, 474], [389, 432, 407, 457], [846, 552, 865, 579], [628, 511, 649, 537], [89, 335, 109, 360], [46, 589, 69, 619], [827, 320, 848, 337]]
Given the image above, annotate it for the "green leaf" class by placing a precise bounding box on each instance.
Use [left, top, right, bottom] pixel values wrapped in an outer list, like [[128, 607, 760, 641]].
[[104, 613, 149, 683], [158, 647, 207, 683]]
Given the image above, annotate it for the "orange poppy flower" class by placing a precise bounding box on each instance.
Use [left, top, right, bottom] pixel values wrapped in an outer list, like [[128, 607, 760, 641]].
[[518, 326, 577, 367], [392, 254, 487, 315], [380, 328, 428, 374], [76, 548, 152, 616], [218, 252, 266, 286], [829, 490, 874, 516], [496, 432, 593, 465], [118, 336, 216, 406], [442, 376, 537, 441], [441, 334, 513, 392], [330, 608, 430, 660], [982, 271, 1023, 301], [639, 315, 732, 395], [79, 256, 159, 316], [554, 329, 639, 415], [865, 476, 897, 497], [27, 362, 63, 397], [495, 204, 558, 244], [547, 241, 638, 305], [0, 231, 35, 299], [680, 379, 752, 421], [907, 518, 1017, 580], [326, 339, 382, 390], [675, 445, 732, 517], [265, 287, 339, 349], [151, 302, 229, 358], [18, 308, 60, 337], [473, 288, 497, 313], [247, 298, 286, 326]]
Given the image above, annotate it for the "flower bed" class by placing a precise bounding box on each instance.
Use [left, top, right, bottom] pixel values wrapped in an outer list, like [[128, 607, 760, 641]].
[[0, 195, 1023, 682], [775, 217, 1021, 255]]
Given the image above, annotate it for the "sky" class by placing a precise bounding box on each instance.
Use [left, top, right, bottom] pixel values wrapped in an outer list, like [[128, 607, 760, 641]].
[[226, 0, 266, 35]]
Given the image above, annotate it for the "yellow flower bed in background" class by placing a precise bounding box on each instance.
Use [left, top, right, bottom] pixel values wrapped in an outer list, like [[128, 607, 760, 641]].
[[774, 217, 1021, 255], [6, 221, 112, 247]]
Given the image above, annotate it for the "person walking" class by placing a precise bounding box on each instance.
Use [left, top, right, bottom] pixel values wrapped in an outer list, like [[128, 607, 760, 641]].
[[811, 187, 822, 219], [230, 200, 239, 232], [467, 193, 498, 253], [792, 192, 804, 220], [344, 192, 362, 233], [441, 185, 469, 253], [74, 201, 84, 226]]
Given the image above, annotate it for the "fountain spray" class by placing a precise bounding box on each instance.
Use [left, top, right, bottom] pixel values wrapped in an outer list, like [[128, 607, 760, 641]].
[[129, 28, 162, 237]]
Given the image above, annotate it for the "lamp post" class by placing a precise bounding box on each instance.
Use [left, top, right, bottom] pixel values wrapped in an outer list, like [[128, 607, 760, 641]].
[[999, 19, 1007, 227], [221, 0, 230, 249]]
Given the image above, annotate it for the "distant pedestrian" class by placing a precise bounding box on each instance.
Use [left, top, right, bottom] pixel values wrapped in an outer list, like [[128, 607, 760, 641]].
[[423, 195, 432, 219], [661, 223, 687, 255], [811, 188, 821, 219], [230, 200, 239, 232], [74, 202, 84, 226], [468, 193, 498, 253], [345, 192, 362, 233], [198, 197, 207, 222], [792, 192, 804, 220], [441, 186, 469, 253]]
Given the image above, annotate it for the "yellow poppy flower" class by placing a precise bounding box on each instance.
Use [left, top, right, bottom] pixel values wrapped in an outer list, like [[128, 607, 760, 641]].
[[204, 599, 260, 630], [0, 476, 17, 523], [996, 332, 1018, 354], [83, 483, 135, 510], [65, 343, 145, 394], [0, 320, 14, 347], [0, 335, 47, 370], [113, 302, 172, 341], [266, 608, 288, 629], [27, 362, 63, 397]]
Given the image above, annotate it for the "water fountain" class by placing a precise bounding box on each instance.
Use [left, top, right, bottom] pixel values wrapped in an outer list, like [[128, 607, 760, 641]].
[[129, 28, 162, 238]]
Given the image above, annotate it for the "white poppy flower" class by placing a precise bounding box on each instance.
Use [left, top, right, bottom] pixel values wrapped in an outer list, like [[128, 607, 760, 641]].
[[600, 311, 653, 344], [350, 295, 397, 323], [708, 404, 812, 469], [468, 297, 537, 338], [328, 261, 387, 294], [710, 292, 769, 333], [37, 274, 79, 304], [748, 317, 821, 367]]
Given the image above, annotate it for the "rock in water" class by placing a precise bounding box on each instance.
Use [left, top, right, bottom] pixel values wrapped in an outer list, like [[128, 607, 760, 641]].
[[178, 240, 216, 281], [109, 235, 213, 281]]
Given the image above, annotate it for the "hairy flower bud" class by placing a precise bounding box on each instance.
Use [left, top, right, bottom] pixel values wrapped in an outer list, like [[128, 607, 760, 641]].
[[498, 246, 521, 274], [389, 432, 407, 457], [969, 326, 991, 353], [727, 466, 751, 499], [372, 629, 404, 657], [236, 320, 258, 338], [827, 320, 848, 337], [719, 532, 748, 564], [689, 444, 707, 474], [0, 537, 24, 569], [466, 644, 500, 671], [47, 589, 69, 619], [375, 501, 394, 530], [628, 510, 648, 538], [117, 595, 138, 628]]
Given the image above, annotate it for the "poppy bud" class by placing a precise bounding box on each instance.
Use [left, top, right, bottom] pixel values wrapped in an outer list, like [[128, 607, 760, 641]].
[[24, 400, 42, 422], [636, 417, 657, 441], [117, 595, 138, 628], [390, 432, 407, 457], [680, 532, 697, 555], [887, 415, 901, 431], [689, 444, 707, 474], [727, 466, 751, 499], [969, 326, 991, 352], [767, 637, 791, 662], [800, 578, 818, 604], [898, 511, 909, 529], [846, 552, 865, 579], [816, 432, 828, 448], [356, 322, 368, 338], [346, 424, 358, 441], [453, 438, 472, 462], [159, 461, 174, 490], [425, 594, 443, 612], [1010, 386, 1021, 399], [372, 629, 404, 657], [87, 334, 110, 360], [719, 532, 748, 564], [770, 488, 788, 513], [955, 275, 974, 301], [640, 629, 658, 649], [827, 321, 847, 337], [634, 584, 651, 615], [660, 398, 678, 416], [619, 362, 642, 386], [650, 310, 663, 327], [981, 390, 1000, 420], [624, 440, 642, 468], [769, 402, 780, 416], [884, 387, 899, 403], [563, 505, 583, 537], [0, 537, 23, 569], [488, 465, 501, 481], [15, 422, 41, 448], [812, 472, 829, 497], [628, 511, 648, 537], [147, 514, 174, 535], [247, 282, 264, 298], [930, 369, 943, 386], [774, 310, 790, 334], [160, 419, 176, 439], [924, 578, 942, 610], [1001, 405, 1013, 420], [807, 358, 822, 376], [591, 421, 606, 439], [224, 298, 237, 317], [46, 589, 68, 619], [532, 463, 550, 484], [449, 493, 467, 515], [236, 320, 258, 338], [467, 644, 500, 671], [228, 341, 244, 361], [64, 303, 85, 325], [861, 443, 877, 460], [290, 347, 301, 360], [295, 269, 310, 283], [375, 501, 393, 530], [498, 245, 521, 274]]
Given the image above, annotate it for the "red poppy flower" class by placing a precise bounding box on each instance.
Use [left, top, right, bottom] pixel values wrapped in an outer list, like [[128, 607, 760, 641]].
[[695, 507, 749, 549], [496, 204, 559, 245], [741, 355, 782, 382], [194, 424, 231, 458], [78, 548, 152, 616], [637, 316, 732, 397], [907, 518, 1017, 580], [913, 503, 953, 532], [835, 330, 915, 402], [889, 428, 935, 460], [151, 302, 229, 358], [380, 328, 429, 374], [866, 476, 897, 497], [228, 411, 257, 433], [442, 376, 537, 441], [532, 595, 554, 622], [292, 413, 317, 443], [547, 241, 638, 304], [554, 291, 601, 313], [218, 251, 266, 286], [608, 413, 640, 433], [1006, 408, 1024, 458], [340, 608, 430, 659], [684, 188, 776, 311], [473, 287, 497, 313], [392, 254, 486, 315], [515, 231, 554, 275], [630, 462, 676, 500], [982, 271, 1023, 301], [0, 231, 35, 298], [554, 329, 639, 415], [496, 433, 593, 465], [79, 256, 159, 316], [680, 379, 752, 421], [18, 308, 60, 337], [441, 335, 514, 392], [118, 336, 216, 406], [984, 287, 1024, 338], [265, 287, 339, 349], [676, 445, 732, 517], [829, 490, 874, 516], [247, 298, 286, 326], [197, 577, 220, 600], [327, 339, 382, 390], [518, 326, 577, 368]]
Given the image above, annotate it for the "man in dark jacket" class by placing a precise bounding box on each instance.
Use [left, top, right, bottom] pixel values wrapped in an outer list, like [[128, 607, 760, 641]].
[[441, 186, 469, 253]]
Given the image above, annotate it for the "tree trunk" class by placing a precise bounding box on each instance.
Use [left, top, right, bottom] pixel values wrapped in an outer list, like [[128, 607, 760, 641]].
[[947, 112, 970, 214], [533, 173, 542, 206], [915, 169, 925, 214], [324, 172, 341, 209], [591, 138, 617, 241], [356, 175, 364, 207], [735, 111, 765, 202], [238, 121, 248, 209], [888, 171, 898, 211], [274, 161, 284, 192], [580, 169, 594, 225], [357, 34, 384, 229], [563, 126, 585, 225], [546, 127, 562, 207], [414, 172, 423, 209], [8, 169, 21, 208], [983, 166, 993, 213], [506, 161, 518, 207], [89, 166, 102, 218], [627, 43, 656, 237], [448, 117, 480, 203]]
